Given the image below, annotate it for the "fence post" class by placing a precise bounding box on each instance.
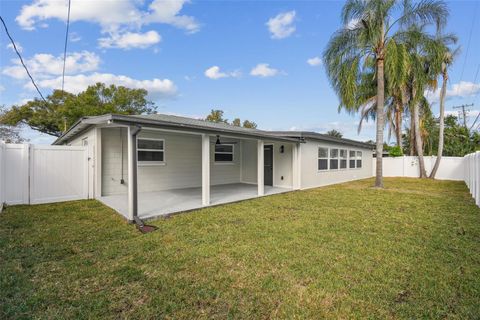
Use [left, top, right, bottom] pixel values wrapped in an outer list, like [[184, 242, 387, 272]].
[[0, 141, 5, 212]]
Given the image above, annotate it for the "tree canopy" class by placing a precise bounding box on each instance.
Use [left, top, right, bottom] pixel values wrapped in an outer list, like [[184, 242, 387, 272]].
[[205, 109, 257, 129], [0, 83, 156, 137], [326, 129, 343, 138]]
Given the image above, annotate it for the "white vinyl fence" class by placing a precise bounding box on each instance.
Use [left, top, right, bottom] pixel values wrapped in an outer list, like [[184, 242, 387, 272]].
[[464, 152, 480, 206], [373, 156, 465, 181], [0, 143, 89, 211]]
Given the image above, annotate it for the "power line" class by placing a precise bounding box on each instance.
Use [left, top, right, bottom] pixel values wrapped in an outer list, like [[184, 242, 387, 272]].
[[458, 1, 478, 83], [61, 0, 72, 92], [0, 16, 47, 103], [453, 103, 474, 128]]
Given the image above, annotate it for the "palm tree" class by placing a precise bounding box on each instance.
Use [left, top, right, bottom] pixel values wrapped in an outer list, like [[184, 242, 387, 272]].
[[430, 36, 459, 178], [400, 25, 452, 177], [323, 0, 448, 187]]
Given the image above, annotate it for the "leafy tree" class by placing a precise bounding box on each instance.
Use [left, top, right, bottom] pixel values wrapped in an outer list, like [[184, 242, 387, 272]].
[[326, 129, 343, 138], [205, 110, 228, 123], [205, 110, 257, 129], [323, 0, 447, 187], [388, 145, 403, 157], [242, 120, 257, 129], [0, 83, 155, 137], [0, 106, 26, 143], [232, 118, 241, 126]]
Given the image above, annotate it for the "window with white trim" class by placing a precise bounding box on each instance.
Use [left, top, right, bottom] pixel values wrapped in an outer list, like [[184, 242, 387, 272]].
[[318, 147, 328, 170], [340, 149, 347, 169], [138, 138, 164, 163], [215, 144, 234, 162], [349, 150, 356, 169], [330, 148, 339, 170], [356, 151, 363, 168]]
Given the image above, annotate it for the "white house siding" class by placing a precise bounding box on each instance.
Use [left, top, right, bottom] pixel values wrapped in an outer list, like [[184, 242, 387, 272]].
[[270, 141, 293, 188], [240, 140, 257, 184], [299, 139, 373, 189], [240, 140, 294, 188], [101, 128, 249, 196]]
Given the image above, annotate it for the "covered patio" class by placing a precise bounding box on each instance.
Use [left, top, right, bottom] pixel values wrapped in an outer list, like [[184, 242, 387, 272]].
[[93, 114, 301, 221], [99, 183, 291, 219]]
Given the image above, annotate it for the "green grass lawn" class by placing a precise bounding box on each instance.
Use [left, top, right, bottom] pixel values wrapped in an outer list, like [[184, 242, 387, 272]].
[[1, 178, 479, 319]]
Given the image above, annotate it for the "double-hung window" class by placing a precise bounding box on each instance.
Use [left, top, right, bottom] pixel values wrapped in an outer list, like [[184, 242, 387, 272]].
[[349, 150, 356, 169], [356, 151, 363, 168], [138, 138, 165, 164], [318, 147, 328, 170], [215, 144, 234, 162], [340, 149, 347, 169], [330, 148, 339, 170]]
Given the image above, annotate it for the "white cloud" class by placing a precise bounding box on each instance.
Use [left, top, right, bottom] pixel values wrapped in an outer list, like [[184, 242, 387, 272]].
[[204, 66, 241, 79], [145, 0, 200, 33], [2, 51, 100, 80], [70, 32, 81, 42], [3, 50, 177, 100], [425, 81, 480, 103], [307, 56, 322, 66], [266, 11, 296, 39], [32, 73, 177, 98], [16, 0, 199, 33], [0, 85, 4, 92], [99, 30, 161, 49], [6, 42, 23, 53], [250, 63, 280, 77]]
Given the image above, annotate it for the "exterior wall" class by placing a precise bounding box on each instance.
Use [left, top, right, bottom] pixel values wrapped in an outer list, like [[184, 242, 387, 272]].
[[101, 128, 246, 196], [299, 139, 373, 189], [241, 140, 257, 184], [240, 140, 294, 188]]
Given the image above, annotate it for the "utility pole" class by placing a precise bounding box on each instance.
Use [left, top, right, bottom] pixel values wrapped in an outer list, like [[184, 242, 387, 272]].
[[452, 103, 474, 128]]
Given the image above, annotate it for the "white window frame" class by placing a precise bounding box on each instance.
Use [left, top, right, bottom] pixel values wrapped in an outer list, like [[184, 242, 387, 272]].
[[214, 143, 234, 164], [137, 138, 165, 166], [339, 149, 348, 170], [329, 148, 339, 170], [356, 151, 363, 169], [349, 150, 357, 169], [318, 147, 329, 171]]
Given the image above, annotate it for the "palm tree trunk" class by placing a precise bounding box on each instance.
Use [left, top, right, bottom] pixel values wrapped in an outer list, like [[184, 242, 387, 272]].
[[430, 72, 447, 178], [375, 57, 385, 188], [409, 110, 416, 156], [395, 102, 403, 149], [413, 99, 427, 178]]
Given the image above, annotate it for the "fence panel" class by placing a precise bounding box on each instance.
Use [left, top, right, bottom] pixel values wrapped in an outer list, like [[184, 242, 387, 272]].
[[0, 143, 88, 207], [29, 145, 88, 204], [374, 156, 464, 181], [4, 144, 29, 205]]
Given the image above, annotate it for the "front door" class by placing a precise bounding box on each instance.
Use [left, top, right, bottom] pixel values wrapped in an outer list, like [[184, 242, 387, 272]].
[[264, 145, 273, 186]]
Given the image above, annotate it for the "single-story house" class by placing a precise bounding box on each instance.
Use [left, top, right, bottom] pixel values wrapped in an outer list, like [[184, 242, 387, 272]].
[[54, 113, 373, 221]]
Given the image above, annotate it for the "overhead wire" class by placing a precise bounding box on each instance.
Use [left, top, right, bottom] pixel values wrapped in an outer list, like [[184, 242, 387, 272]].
[[0, 15, 47, 103], [61, 0, 72, 93]]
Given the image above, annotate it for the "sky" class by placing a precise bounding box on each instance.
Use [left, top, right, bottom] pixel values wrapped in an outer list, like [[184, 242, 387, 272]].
[[1, 0, 480, 145]]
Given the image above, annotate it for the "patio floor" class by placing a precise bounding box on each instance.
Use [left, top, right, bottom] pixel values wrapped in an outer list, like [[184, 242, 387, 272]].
[[99, 183, 291, 220]]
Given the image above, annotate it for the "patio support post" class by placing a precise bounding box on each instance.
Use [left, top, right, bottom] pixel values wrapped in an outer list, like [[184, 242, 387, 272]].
[[202, 134, 210, 206], [127, 125, 141, 222], [257, 140, 264, 196]]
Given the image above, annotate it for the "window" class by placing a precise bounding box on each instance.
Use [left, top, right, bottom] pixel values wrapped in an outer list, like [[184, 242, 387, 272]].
[[137, 138, 164, 163], [318, 147, 328, 170], [356, 151, 363, 168], [215, 144, 234, 162], [349, 150, 356, 169], [330, 148, 339, 170], [340, 149, 347, 169]]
